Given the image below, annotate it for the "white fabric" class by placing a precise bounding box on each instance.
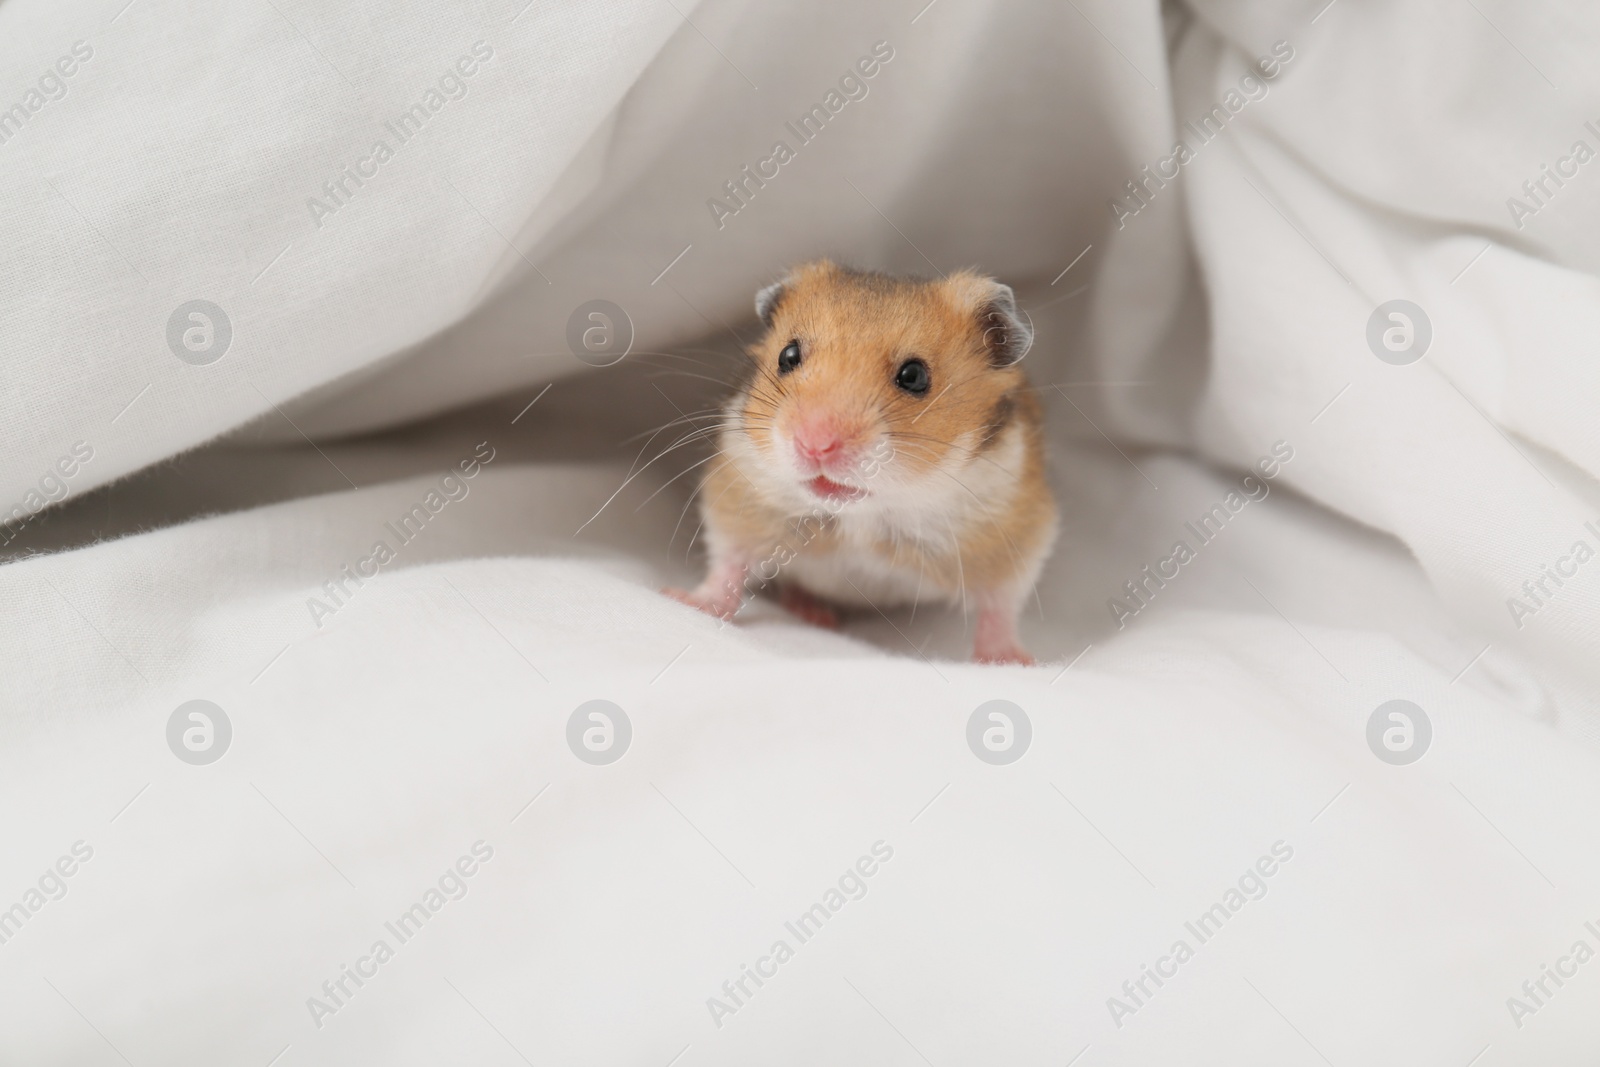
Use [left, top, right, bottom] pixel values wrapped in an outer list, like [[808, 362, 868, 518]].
[[1, 0, 1598, 1063]]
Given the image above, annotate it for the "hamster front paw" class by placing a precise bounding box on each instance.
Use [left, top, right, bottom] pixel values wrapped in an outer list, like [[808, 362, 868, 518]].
[[974, 641, 1035, 666], [973, 596, 1034, 665], [662, 585, 740, 621]]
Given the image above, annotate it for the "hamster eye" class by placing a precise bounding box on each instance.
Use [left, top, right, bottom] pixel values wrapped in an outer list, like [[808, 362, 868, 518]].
[[777, 339, 802, 375], [895, 358, 930, 396]]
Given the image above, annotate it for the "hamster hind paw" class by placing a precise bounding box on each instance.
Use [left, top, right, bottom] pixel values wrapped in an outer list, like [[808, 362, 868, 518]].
[[778, 584, 841, 630]]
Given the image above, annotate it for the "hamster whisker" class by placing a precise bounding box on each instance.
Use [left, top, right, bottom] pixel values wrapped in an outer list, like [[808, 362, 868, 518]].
[[639, 408, 744, 456], [886, 439, 1022, 567], [631, 347, 736, 365], [652, 369, 748, 392], [622, 410, 728, 446], [646, 425, 731, 461], [634, 448, 726, 513], [580, 428, 733, 535], [928, 466, 1031, 573], [939, 512, 969, 620], [678, 466, 749, 558], [889, 431, 1026, 483]]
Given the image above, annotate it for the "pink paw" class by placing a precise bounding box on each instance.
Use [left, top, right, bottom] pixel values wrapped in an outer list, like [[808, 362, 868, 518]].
[[779, 584, 840, 630], [663, 586, 738, 621], [974, 643, 1035, 666]]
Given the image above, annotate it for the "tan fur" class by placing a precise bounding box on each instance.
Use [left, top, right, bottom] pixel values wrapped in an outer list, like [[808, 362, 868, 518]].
[[673, 261, 1058, 663]]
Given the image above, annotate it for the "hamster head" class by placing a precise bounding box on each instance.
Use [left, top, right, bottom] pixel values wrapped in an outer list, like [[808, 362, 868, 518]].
[[737, 260, 1034, 509]]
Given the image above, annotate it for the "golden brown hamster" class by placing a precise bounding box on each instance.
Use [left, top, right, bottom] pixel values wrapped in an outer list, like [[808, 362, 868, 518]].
[[666, 260, 1057, 664]]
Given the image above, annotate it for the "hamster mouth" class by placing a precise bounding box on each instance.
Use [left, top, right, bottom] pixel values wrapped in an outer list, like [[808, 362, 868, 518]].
[[804, 475, 866, 502]]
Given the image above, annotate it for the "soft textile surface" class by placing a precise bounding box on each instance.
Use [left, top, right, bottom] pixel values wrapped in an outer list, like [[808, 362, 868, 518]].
[[2, 0, 1598, 1063]]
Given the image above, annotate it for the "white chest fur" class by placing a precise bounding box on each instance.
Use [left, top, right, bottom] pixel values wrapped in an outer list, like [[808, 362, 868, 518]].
[[720, 412, 1033, 610]]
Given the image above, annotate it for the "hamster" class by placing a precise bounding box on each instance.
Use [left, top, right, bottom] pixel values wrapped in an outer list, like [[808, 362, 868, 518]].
[[665, 260, 1058, 664]]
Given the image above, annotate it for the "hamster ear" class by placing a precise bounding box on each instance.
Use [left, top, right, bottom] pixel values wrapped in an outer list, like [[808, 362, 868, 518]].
[[754, 279, 787, 328], [949, 273, 1033, 366], [757, 260, 838, 328]]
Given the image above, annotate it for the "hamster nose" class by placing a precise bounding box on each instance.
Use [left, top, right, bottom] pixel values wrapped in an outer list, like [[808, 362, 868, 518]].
[[795, 432, 842, 463], [791, 419, 849, 467]]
